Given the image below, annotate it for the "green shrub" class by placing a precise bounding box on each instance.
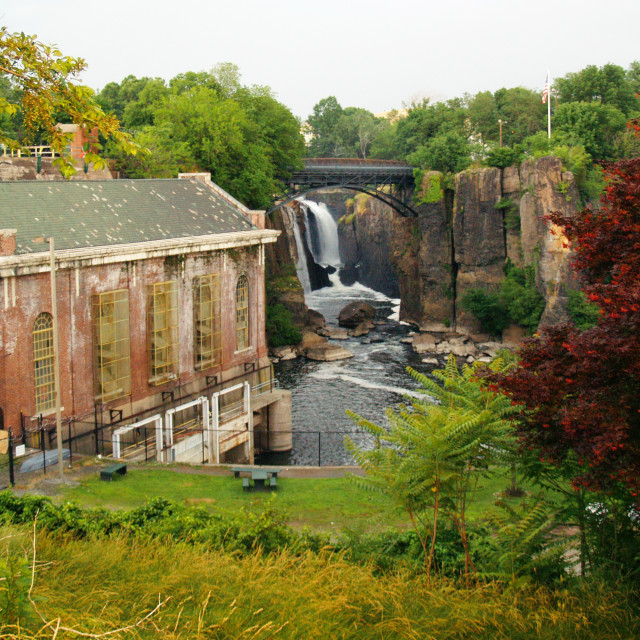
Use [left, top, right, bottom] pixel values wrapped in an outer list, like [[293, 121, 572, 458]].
[[462, 261, 545, 335], [265, 303, 302, 347], [462, 289, 510, 336], [485, 146, 521, 169], [567, 289, 600, 330], [496, 198, 521, 233]]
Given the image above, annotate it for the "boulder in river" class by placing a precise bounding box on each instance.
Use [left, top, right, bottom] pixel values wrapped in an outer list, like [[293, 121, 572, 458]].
[[412, 333, 437, 354], [338, 301, 376, 328], [317, 326, 350, 340], [349, 321, 374, 337], [305, 344, 354, 362]]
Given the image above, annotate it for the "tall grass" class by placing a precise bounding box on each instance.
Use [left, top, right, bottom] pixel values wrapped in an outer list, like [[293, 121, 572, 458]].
[[1, 527, 637, 639]]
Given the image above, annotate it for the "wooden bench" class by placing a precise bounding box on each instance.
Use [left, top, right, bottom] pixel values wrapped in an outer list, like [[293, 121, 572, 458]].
[[100, 463, 127, 481]]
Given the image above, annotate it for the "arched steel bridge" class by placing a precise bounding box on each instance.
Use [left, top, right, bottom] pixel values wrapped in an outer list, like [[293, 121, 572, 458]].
[[269, 158, 418, 217]]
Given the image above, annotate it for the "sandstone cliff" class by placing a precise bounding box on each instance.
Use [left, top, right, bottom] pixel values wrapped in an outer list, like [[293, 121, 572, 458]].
[[316, 157, 578, 335], [338, 192, 400, 297], [267, 156, 578, 339]]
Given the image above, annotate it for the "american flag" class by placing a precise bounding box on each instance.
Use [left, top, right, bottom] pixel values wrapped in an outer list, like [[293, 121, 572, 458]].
[[542, 73, 550, 104]]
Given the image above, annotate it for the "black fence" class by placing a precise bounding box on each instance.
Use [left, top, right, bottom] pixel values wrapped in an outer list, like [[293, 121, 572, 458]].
[[0, 420, 378, 488]]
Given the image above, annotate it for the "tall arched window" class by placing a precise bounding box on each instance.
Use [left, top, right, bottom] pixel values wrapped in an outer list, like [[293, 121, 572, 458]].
[[33, 313, 55, 414], [236, 275, 249, 351]]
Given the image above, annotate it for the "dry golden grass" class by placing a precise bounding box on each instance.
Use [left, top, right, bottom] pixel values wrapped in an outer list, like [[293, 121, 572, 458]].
[[0, 527, 637, 639]]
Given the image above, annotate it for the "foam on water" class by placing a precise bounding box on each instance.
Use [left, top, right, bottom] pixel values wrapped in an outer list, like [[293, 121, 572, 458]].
[[308, 369, 427, 400]]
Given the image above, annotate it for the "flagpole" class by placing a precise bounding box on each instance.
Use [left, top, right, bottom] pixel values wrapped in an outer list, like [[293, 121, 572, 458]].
[[547, 69, 552, 139]]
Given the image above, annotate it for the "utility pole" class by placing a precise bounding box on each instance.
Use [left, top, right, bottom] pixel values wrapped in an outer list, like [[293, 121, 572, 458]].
[[498, 119, 505, 147], [48, 238, 64, 481]]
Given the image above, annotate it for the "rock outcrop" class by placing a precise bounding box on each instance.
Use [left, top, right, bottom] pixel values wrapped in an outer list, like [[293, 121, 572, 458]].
[[390, 172, 454, 331], [338, 301, 376, 328], [453, 168, 505, 334], [268, 155, 579, 349], [519, 157, 578, 325], [338, 192, 400, 296]]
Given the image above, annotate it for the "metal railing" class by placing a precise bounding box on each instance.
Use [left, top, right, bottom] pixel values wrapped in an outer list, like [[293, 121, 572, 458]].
[[1, 145, 86, 159], [0, 425, 379, 488]]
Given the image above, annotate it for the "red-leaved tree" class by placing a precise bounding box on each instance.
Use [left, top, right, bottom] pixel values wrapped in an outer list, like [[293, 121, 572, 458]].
[[494, 155, 640, 497]]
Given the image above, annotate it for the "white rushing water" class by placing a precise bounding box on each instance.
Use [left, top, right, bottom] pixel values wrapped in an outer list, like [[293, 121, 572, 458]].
[[283, 204, 312, 293], [298, 198, 342, 268]]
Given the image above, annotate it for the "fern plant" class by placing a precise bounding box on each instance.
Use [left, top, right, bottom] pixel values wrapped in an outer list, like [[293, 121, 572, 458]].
[[486, 494, 562, 584], [346, 354, 521, 582]]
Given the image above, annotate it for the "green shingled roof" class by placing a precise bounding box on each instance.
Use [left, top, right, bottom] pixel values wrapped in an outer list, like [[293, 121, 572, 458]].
[[0, 178, 255, 254]]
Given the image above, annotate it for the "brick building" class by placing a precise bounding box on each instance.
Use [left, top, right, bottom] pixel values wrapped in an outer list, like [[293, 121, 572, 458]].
[[0, 173, 291, 463]]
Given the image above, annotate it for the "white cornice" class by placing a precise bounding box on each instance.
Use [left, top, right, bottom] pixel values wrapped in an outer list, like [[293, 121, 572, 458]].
[[0, 229, 279, 277]]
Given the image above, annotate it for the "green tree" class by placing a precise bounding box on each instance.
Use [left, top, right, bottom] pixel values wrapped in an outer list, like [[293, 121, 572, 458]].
[[554, 101, 627, 159], [556, 63, 639, 116], [336, 107, 380, 158], [97, 68, 303, 208], [466, 90, 499, 143], [346, 355, 517, 581], [0, 28, 142, 176], [407, 130, 471, 174], [394, 98, 467, 160], [306, 96, 345, 157], [493, 87, 546, 146]]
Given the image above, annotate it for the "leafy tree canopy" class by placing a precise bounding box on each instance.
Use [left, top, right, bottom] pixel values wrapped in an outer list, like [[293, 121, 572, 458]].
[[303, 61, 638, 185], [98, 65, 304, 209], [0, 28, 143, 177], [555, 63, 639, 116]]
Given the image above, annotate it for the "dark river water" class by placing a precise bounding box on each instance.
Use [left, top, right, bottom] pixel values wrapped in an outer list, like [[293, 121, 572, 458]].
[[263, 275, 437, 466]]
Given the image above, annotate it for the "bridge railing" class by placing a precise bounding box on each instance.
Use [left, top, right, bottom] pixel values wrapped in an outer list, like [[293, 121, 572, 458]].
[[302, 157, 412, 169]]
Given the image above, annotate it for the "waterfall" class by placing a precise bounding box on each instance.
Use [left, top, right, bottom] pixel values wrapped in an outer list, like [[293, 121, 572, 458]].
[[283, 204, 312, 293], [298, 198, 342, 268]]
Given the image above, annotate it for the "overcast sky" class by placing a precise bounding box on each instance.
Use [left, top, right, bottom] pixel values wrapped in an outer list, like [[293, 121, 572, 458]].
[[3, 0, 639, 120]]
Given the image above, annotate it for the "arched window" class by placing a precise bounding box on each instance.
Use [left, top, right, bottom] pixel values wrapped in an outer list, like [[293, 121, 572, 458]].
[[236, 275, 249, 351], [33, 313, 55, 414]]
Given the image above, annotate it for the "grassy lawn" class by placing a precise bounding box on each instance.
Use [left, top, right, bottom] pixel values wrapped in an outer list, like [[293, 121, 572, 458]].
[[58, 466, 405, 532], [55, 463, 539, 533]]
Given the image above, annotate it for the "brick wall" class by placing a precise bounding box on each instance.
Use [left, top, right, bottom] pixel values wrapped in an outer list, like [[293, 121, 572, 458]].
[[0, 245, 268, 434]]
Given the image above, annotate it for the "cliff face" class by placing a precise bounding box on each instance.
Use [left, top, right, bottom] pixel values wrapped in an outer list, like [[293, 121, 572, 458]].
[[264, 203, 309, 326], [423, 157, 576, 333], [338, 193, 400, 297], [453, 168, 505, 334], [267, 156, 578, 337], [519, 156, 579, 325], [390, 172, 453, 331]]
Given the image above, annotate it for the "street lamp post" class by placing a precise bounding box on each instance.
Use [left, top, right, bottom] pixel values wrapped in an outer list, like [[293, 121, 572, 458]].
[[35, 236, 64, 480]]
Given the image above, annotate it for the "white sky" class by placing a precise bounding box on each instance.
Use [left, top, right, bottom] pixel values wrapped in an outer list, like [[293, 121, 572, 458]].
[[3, 0, 639, 120]]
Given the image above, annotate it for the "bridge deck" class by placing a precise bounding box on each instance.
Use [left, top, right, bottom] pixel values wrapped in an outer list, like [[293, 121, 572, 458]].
[[291, 158, 413, 188], [279, 157, 418, 217]]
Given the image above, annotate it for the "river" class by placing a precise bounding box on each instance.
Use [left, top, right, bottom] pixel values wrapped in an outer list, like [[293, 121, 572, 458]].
[[264, 199, 436, 466]]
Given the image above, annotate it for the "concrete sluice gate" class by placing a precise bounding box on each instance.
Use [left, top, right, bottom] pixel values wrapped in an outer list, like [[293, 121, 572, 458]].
[[111, 381, 292, 465]]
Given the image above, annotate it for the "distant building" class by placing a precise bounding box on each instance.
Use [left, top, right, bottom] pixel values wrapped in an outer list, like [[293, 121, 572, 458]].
[[0, 124, 113, 182], [0, 173, 291, 464]]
